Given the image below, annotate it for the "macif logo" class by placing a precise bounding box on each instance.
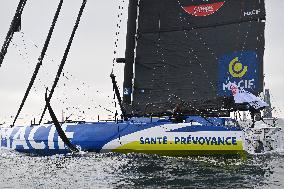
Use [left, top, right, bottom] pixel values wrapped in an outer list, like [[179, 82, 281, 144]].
[[182, 1, 225, 17], [244, 9, 261, 17], [218, 51, 259, 96], [229, 57, 248, 78]]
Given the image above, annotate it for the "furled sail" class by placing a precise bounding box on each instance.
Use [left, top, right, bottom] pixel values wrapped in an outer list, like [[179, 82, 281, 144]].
[[124, 0, 266, 116]]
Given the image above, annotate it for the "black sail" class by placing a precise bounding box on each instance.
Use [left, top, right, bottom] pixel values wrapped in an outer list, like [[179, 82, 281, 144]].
[[125, 0, 266, 116]]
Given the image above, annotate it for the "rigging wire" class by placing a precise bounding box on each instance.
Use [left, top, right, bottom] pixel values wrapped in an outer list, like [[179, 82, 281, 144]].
[[110, 0, 127, 119], [13, 34, 115, 120], [12, 0, 64, 127], [0, 0, 27, 68], [39, 0, 88, 124], [111, 0, 126, 73]]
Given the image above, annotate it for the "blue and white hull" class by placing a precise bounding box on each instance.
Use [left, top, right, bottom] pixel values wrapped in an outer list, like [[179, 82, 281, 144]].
[[0, 117, 247, 156]]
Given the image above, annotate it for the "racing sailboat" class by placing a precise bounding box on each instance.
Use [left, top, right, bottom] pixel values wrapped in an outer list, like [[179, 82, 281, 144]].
[[0, 0, 281, 156]]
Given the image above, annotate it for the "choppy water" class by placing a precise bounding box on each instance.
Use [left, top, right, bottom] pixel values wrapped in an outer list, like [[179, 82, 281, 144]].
[[1, 150, 284, 188], [1, 121, 284, 189]]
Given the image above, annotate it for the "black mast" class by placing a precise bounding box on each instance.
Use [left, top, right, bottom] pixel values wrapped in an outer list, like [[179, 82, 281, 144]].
[[122, 0, 139, 104]]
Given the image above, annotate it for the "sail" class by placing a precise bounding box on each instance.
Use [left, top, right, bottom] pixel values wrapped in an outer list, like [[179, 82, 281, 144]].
[[124, 0, 266, 116], [230, 83, 268, 110]]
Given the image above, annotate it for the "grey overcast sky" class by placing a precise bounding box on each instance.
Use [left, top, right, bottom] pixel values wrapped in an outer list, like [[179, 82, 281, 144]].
[[0, 0, 284, 125]]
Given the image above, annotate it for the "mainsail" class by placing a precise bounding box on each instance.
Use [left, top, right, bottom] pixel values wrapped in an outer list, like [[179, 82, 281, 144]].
[[123, 0, 266, 116]]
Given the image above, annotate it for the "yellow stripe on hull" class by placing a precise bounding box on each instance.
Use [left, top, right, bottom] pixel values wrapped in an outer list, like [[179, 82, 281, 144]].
[[112, 141, 245, 156]]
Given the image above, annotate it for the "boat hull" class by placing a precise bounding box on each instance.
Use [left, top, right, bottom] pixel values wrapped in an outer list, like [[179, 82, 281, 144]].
[[0, 119, 245, 156]]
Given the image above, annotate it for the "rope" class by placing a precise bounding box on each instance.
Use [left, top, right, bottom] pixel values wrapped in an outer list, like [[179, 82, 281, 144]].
[[12, 0, 64, 126], [45, 88, 79, 152], [0, 0, 27, 68], [39, 0, 87, 124]]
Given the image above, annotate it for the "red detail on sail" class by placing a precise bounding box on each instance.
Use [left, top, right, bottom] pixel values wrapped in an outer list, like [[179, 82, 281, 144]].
[[182, 2, 225, 17]]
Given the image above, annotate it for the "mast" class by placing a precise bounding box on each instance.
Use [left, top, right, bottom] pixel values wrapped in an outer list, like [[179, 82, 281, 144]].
[[123, 0, 139, 105]]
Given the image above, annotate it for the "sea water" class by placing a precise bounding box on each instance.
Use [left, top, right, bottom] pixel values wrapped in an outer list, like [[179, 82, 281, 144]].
[[0, 124, 284, 189]]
